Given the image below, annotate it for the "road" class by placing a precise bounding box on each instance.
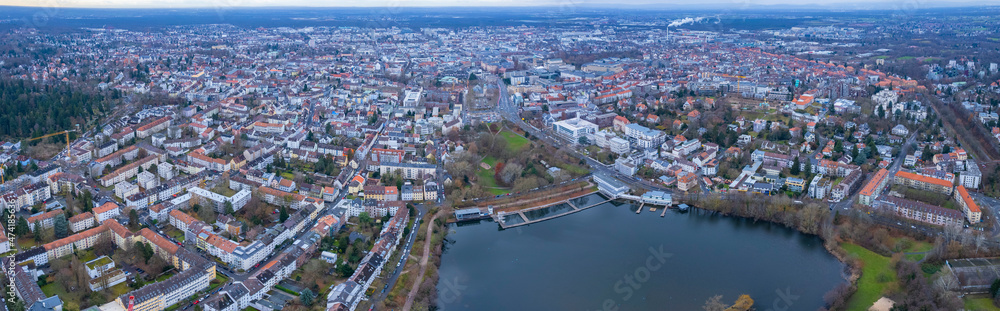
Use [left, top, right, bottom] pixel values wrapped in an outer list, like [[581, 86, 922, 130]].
[[969, 192, 1000, 237], [494, 77, 670, 194], [371, 204, 426, 303]]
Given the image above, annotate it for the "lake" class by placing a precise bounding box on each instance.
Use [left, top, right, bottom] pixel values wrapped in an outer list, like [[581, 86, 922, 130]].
[[437, 195, 847, 310]]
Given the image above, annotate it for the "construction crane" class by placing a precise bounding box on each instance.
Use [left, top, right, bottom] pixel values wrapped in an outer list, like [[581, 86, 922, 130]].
[[127, 295, 135, 311], [23, 130, 75, 161]]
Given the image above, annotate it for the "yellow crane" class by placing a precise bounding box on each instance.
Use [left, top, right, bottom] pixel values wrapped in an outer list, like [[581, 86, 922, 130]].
[[24, 130, 76, 162]]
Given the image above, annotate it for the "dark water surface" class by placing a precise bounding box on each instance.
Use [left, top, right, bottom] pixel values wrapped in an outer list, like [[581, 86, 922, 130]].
[[437, 201, 846, 310]]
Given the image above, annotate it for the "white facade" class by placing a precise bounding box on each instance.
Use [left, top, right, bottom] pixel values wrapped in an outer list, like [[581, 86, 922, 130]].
[[623, 124, 666, 149], [552, 118, 598, 144]]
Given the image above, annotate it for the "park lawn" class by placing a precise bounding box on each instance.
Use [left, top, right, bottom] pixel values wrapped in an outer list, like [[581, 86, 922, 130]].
[[556, 162, 590, 176], [500, 130, 529, 151], [481, 156, 498, 167], [476, 168, 509, 195], [843, 243, 897, 311], [280, 172, 295, 180], [964, 295, 1000, 311], [901, 239, 934, 262]]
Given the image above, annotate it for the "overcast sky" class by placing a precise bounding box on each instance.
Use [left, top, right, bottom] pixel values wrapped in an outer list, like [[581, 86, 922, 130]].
[[1, 0, 994, 8]]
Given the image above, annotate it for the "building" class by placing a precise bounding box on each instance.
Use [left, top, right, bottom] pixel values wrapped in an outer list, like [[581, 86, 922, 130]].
[[955, 185, 982, 224], [94, 202, 121, 223], [809, 175, 831, 200], [552, 118, 598, 144], [188, 187, 252, 212], [961, 159, 982, 189], [27, 209, 64, 232], [641, 191, 672, 205], [894, 170, 954, 195], [785, 177, 806, 192], [875, 196, 963, 227], [623, 123, 666, 149], [68, 212, 95, 233], [677, 172, 698, 192], [378, 162, 437, 180], [85, 256, 127, 291], [859, 168, 890, 206], [594, 173, 629, 198]]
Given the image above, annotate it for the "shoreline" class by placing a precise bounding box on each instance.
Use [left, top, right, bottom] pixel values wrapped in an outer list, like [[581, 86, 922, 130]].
[[432, 195, 860, 310]]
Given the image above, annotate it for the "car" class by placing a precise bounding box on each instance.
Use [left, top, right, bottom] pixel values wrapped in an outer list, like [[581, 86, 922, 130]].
[[193, 300, 199, 305]]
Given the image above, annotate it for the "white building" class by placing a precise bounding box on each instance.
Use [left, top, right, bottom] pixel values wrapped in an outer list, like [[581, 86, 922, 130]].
[[137, 171, 159, 190], [624, 124, 666, 149], [552, 118, 598, 144], [114, 181, 139, 200], [961, 159, 982, 189], [158, 162, 176, 180], [188, 187, 252, 212], [94, 202, 121, 223], [808, 175, 831, 200], [872, 89, 899, 114]]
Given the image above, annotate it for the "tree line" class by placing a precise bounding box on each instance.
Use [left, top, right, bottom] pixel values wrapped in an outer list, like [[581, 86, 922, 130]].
[[0, 77, 119, 140]]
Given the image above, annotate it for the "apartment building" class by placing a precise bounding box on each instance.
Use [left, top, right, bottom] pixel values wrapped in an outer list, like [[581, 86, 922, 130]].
[[94, 202, 121, 223], [859, 168, 890, 206], [876, 196, 963, 227], [894, 171, 954, 195], [623, 123, 665, 149], [955, 185, 982, 224]]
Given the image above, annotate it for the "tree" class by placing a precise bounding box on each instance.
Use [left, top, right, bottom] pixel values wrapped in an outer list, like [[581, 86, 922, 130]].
[[135, 242, 154, 264], [198, 204, 217, 223], [790, 157, 801, 175], [129, 209, 141, 230], [79, 189, 93, 212], [578, 136, 589, 145], [53, 213, 69, 239], [358, 212, 371, 225], [33, 220, 43, 242], [224, 201, 234, 215], [804, 158, 812, 175], [336, 262, 354, 277], [279, 206, 289, 223], [300, 289, 315, 306], [14, 217, 29, 236]]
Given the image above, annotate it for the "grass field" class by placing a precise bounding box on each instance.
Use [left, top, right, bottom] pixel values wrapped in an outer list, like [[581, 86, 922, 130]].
[[843, 243, 897, 311], [476, 168, 509, 195], [500, 130, 530, 151], [965, 296, 1000, 311]]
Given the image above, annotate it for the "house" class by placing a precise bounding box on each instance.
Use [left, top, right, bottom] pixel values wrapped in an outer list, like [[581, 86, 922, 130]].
[[785, 177, 806, 193], [676, 172, 698, 192], [891, 124, 909, 136]]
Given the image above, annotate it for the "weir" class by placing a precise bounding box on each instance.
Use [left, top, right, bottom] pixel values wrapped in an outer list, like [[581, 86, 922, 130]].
[[495, 192, 612, 229]]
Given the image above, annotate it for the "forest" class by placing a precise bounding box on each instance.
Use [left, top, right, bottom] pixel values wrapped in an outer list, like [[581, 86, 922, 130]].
[[0, 78, 119, 140]]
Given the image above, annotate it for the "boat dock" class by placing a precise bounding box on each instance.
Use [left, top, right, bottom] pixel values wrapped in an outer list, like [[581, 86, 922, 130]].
[[495, 193, 613, 229]]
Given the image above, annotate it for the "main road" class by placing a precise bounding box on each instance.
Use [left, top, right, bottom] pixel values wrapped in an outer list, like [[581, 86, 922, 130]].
[[494, 77, 670, 194]]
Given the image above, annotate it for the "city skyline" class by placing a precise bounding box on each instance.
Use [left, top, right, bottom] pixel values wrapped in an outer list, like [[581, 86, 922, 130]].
[[1, 0, 996, 9]]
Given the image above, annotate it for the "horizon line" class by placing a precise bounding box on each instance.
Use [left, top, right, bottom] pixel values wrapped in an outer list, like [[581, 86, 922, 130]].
[[1, 1, 998, 10]]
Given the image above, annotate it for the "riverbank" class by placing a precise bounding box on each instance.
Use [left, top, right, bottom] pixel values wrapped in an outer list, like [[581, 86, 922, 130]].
[[415, 190, 959, 311], [435, 197, 846, 310]]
